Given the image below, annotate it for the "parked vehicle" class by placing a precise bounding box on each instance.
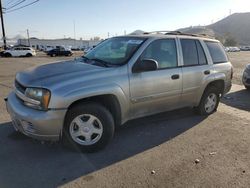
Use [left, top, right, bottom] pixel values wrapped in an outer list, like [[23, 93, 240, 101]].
[[5, 32, 233, 152], [226, 46, 240, 52], [47, 47, 73, 57], [242, 64, 250, 90], [240, 46, 250, 51], [2, 47, 36, 57]]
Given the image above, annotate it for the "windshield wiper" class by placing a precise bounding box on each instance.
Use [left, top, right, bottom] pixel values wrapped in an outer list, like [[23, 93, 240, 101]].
[[81, 56, 90, 62], [90, 58, 110, 67]]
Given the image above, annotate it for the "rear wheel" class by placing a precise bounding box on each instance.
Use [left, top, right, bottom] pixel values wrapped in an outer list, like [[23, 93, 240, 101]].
[[63, 103, 114, 152], [195, 87, 220, 115], [26, 53, 32, 57]]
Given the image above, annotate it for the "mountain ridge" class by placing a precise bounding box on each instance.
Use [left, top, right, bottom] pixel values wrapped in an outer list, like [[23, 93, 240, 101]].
[[131, 12, 250, 45]]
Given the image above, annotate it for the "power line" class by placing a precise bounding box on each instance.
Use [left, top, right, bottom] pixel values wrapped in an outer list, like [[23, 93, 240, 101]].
[[4, 0, 39, 13], [6, 0, 19, 5], [5, 0, 26, 10]]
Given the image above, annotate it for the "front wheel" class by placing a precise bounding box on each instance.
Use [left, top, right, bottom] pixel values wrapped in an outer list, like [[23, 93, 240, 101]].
[[195, 87, 220, 115], [245, 85, 250, 90], [63, 103, 114, 152], [5, 53, 12, 57]]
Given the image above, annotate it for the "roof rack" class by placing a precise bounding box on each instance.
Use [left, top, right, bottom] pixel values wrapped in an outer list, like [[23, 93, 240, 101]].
[[143, 31, 174, 35], [143, 30, 214, 39]]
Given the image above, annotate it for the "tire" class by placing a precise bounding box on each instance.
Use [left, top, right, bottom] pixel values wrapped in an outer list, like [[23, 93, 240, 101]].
[[63, 102, 114, 152], [5, 53, 12, 57], [195, 86, 220, 116], [26, 53, 32, 57], [245, 86, 250, 90]]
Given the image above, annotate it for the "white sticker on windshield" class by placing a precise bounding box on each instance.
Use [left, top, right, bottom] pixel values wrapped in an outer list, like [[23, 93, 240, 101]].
[[127, 40, 143, 44]]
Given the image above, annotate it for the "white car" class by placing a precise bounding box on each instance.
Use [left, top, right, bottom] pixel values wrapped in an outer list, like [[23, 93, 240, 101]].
[[3, 47, 36, 57], [227, 47, 240, 52]]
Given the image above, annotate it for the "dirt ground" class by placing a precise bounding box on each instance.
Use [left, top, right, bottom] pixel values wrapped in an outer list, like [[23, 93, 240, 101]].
[[0, 51, 250, 188]]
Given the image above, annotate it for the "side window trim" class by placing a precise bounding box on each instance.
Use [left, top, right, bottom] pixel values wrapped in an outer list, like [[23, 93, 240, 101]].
[[195, 40, 208, 65], [199, 39, 214, 65]]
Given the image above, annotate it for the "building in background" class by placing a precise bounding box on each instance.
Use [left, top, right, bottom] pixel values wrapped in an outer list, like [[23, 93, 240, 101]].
[[17, 38, 101, 51]]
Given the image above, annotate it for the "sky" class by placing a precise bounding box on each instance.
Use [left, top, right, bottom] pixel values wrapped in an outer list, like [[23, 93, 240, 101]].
[[1, 0, 250, 40]]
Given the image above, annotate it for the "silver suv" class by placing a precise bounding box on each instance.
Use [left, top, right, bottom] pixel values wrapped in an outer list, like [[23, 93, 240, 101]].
[[5, 32, 233, 152]]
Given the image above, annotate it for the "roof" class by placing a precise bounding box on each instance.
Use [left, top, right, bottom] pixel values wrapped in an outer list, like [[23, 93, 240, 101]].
[[127, 31, 218, 42]]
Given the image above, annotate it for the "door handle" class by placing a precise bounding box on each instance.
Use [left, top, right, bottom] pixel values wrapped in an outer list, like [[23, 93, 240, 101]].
[[171, 74, 180, 80], [204, 70, 210, 75]]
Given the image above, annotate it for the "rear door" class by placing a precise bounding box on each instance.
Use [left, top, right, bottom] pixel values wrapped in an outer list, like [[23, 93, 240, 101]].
[[129, 38, 182, 118], [12, 48, 20, 56], [180, 39, 213, 106]]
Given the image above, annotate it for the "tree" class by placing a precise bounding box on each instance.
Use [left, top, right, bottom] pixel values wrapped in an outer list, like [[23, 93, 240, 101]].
[[93, 36, 100, 41], [224, 36, 237, 46]]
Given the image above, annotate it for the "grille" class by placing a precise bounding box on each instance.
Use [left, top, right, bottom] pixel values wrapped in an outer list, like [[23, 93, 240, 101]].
[[15, 80, 26, 94]]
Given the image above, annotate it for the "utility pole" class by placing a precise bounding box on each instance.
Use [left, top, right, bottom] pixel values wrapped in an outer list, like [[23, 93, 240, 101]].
[[26, 29, 30, 46], [73, 20, 76, 48], [0, 0, 7, 49]]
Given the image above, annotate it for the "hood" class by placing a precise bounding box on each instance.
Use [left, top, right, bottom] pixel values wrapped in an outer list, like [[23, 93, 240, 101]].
[[16, 59, 105, 87]]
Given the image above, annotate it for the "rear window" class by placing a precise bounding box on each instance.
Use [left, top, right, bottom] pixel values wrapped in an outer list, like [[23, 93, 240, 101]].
[[205, 41, 228, 64], [181, 39, 199, 66], [181, 39, 207, 66]]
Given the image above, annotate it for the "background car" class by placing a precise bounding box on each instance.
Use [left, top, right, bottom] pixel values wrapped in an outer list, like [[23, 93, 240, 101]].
[[227, 47, 241, 52], [242, 64, 250, 90], [2, 47, 36, 57], [47, 47, 73, 57], [240, 46, 250, 51]]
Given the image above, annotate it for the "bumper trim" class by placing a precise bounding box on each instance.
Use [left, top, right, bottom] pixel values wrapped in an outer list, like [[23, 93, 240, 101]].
[[6, 92, 67, 141]]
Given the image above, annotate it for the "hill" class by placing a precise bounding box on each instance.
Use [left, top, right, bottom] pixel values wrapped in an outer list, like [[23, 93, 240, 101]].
[[208, 12, 250, 45], [179, 12, 250, 45], [131, 12, 250, 45]]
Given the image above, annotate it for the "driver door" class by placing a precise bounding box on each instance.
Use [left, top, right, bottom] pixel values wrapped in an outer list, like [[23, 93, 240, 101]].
[[129, 39, 182, 118]]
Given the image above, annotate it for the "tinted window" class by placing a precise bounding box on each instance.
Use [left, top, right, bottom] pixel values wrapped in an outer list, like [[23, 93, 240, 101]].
[[205, 41, 228, 64], [181, 39, 199, 66], [140, 39, 177, 69], [196, 41, 207, 65]]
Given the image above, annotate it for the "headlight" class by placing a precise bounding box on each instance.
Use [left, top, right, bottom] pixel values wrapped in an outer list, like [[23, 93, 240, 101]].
[[24, 88, 51, 110]]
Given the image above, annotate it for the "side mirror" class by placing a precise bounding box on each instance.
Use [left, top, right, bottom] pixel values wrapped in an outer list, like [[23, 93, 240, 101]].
[[132, 59, 158, 73]]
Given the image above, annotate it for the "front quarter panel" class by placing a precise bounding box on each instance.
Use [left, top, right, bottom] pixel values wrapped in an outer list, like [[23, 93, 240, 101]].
[[48, 67, 130, 123]]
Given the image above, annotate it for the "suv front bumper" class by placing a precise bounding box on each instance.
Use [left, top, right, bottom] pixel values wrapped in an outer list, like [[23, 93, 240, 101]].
[[5, 92, 67, 141]]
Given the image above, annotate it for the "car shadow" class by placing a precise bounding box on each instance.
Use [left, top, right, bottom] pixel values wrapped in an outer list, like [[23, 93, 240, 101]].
[[221, 89, 250, 111], [0, 108, 206, 188]]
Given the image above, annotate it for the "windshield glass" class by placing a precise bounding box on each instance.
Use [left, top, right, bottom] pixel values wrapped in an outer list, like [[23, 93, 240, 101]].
[[85, 37, 146, 65]]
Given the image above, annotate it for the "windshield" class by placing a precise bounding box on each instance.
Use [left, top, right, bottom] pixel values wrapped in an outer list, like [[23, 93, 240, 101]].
[[85, 37, 146, 66]]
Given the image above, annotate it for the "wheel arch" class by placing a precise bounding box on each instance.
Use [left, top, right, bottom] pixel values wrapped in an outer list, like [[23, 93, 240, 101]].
[[65, 94, 122, 127], [196, 79, 225, 106]]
